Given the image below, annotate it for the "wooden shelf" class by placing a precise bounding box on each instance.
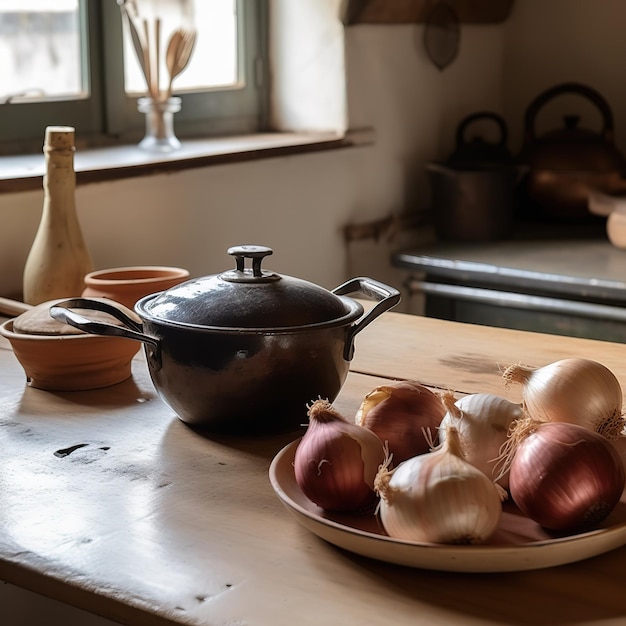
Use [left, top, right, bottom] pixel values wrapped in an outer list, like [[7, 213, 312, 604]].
[[343, 0, 515, 25]]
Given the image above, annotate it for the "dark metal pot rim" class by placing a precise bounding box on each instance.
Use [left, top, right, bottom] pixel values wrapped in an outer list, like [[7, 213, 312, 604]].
[[135, 293, 364, 334]]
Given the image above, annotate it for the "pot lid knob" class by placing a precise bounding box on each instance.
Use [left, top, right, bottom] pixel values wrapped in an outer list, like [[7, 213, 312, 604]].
[[221, 245, 280, 283]]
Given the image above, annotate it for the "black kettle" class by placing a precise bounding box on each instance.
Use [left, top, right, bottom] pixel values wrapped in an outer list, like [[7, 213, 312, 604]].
[[426, 112, 522, 241]]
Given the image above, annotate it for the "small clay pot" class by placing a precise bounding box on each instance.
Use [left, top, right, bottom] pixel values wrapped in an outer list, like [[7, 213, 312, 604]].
[[82, 266, 190, 309], [1, 298, 141, 391]]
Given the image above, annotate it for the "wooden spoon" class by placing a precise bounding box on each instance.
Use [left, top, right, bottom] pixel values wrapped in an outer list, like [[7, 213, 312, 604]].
[[154, 18, 161, 100], [164, 28, 197, 100], [118, 3, 152, 97], [164, 29, 184, 98]]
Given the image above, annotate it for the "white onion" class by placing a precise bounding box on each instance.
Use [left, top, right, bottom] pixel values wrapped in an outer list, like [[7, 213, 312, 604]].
[[374, 426, 503, 545], [502, 358, 625, 439], [438, 392, 522, 489]]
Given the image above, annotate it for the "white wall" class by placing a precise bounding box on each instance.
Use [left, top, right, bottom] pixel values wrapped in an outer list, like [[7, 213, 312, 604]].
[[344, 22, 506, 221], [503, 0, 626, 155], [269, 0, 347, 133]]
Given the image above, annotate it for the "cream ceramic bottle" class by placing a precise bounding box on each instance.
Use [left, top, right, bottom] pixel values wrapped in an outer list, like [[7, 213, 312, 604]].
[[23, 126, 94, 305]]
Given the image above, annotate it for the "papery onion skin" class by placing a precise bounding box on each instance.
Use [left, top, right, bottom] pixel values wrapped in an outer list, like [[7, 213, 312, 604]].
[[438, 392, 522, 489], [509, 422, 625, 532], [502, 358, 625, 439], [610, 435, 626, 475], [355, 380, 445, 464], [294, 399, 386, 513], [375, 426, 502, 545]]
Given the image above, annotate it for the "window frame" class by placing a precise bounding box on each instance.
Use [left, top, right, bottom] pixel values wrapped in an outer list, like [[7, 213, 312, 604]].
[[0, 0, 268, 153], [0, 2, 103, 148]]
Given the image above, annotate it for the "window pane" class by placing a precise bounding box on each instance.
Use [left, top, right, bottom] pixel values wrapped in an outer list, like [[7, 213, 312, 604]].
[[0, 0, 83, 103], [122, 0, 238, 96]]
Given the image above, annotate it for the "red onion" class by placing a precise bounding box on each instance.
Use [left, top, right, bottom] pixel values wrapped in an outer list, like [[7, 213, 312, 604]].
[[294, 399, 386, 512], [610, 435, 626, 475], [355, 380, 445, 464], [509, 421, 625, 532]]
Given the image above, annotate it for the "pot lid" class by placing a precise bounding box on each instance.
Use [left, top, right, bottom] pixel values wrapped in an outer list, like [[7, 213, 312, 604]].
[[13, 298, 138, 336], [137, 245, 357, 329]]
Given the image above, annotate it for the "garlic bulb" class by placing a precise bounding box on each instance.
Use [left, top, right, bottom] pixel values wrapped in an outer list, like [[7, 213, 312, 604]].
[[374, 426, 503, 545], [438, 392, 522, 489], [294, 399, 386, 512], [502, 358, 625, 439]]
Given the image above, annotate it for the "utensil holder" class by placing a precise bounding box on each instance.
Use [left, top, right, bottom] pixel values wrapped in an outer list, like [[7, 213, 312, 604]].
[[137, 96, 182, 152]]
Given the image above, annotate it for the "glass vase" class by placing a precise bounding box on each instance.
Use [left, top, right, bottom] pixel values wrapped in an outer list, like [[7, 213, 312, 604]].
[[137, 96, 182, 152]]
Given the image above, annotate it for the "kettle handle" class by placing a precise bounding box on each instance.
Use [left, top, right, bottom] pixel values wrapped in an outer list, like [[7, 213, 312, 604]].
[[456, 112, 508, 150], [524, 82, 615, 144]]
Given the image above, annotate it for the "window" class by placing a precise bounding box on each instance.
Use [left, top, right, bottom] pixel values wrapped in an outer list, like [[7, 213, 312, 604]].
[[0, 0, 268, 153], [0, 1, 83, 102]]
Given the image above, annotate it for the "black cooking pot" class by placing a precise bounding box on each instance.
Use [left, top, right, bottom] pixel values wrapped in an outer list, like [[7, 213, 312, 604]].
[[50, 245, 400, 435]]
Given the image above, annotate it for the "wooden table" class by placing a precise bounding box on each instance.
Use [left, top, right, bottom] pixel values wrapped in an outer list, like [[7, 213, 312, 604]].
[[2, 309, 626, 625]]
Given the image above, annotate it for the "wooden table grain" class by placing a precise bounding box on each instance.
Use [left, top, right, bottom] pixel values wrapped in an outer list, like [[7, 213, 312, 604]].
[[2, 309, 626, 625]]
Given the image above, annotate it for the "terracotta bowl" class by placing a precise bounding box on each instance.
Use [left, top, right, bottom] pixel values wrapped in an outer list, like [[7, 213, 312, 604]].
[[82, 266, 190, 309], [0, 299, 141, 392]]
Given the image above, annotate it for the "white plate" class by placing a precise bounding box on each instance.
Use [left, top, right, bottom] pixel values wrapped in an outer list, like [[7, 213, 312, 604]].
[[269, 439, 626, 573]]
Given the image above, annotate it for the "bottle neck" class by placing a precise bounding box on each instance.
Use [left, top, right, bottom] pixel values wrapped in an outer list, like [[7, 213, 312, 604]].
[[43, 145, 77, 217], [44, 145, 76, 190]]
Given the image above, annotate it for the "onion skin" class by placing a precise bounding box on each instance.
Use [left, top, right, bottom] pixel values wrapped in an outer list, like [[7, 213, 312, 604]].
[[502, 358, 625, 439], [294, 399, 386, 513], [355, 380, 445, 464], [509, 422, 625, 532], [610, 435, 626, 475], [375, 426, 502, 544], [438, 392, 522, 489]]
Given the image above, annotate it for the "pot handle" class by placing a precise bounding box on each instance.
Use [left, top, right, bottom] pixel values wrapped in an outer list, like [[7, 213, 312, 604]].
[[49, 297, 161, 355], [332, 277, 401, 361]]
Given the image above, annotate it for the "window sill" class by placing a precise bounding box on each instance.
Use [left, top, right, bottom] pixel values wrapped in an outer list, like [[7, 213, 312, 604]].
[[0, 129, 374, 194]]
